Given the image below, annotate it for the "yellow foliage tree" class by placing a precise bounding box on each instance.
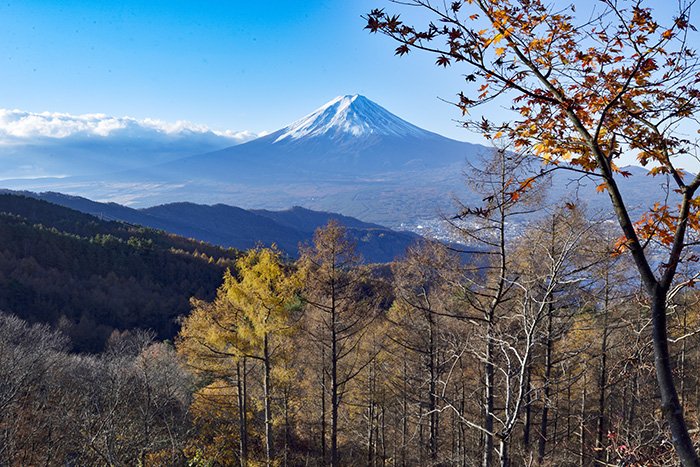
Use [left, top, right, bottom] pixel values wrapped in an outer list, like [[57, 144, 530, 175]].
[[177, 246, 301, 467]]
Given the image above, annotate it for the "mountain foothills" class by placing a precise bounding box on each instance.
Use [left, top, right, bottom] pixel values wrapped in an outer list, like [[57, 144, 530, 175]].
[[5, 189, 419, 262], [0, 193, 238, 351], [0, 191, 417, 350]]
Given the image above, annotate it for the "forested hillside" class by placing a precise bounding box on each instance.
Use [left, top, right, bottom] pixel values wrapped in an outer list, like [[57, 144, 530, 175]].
[[9, 190, 420, 263], [3, 212, 700, 466], [0, 194, 238, 351]]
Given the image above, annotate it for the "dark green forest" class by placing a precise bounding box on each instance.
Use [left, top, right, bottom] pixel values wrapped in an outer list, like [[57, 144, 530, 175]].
[[0, 194, 238, 351]]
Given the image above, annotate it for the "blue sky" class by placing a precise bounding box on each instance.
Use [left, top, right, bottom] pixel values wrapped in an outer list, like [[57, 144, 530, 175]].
[[0, 0, 693, 145], [0, 0, 469, 140]]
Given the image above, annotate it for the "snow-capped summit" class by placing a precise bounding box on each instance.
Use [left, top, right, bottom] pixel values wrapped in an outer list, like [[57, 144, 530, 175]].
[[159, 93, 480, 184], [273, 95, 431, 143], [7, 94, 490, 228]]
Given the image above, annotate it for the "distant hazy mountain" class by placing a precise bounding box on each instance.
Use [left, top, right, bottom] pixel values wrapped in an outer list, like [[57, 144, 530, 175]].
[[251, 206, 384, 232], [10, 190, 420, 263], [0, 96, 672, 234], [160, 95, 477, 180]]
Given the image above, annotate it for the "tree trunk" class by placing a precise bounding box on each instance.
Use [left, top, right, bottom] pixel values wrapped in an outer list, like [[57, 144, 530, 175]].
[[237, 358, 248, 467], [537, 304, 554, 465], [284, 387, 290, 467], [419, 405, 425, 465], [401, 356, 408, 467], [331, 303, 339, 467], [483, 327, 495, 467], [523, 365, 532, 449], [595, 280, 610, 464], [429, 314, 438, 463], [650, 289, 700, 467], [321, 347, 327, 464], [367, 362, 374, 467], [579, 374, 586, 467], [461, 380, 468, 467], [484, 152, 509, 467], [381, 406, 386, 467], [498, 438, 509, 467], [263, 334, 274, 467], [680, 308, 688, 407], [401, 351, 408, 467]]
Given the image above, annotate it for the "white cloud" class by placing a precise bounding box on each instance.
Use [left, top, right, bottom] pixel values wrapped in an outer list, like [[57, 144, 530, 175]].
[[0, 108, 258, 144], [0, 108, 264, 180]]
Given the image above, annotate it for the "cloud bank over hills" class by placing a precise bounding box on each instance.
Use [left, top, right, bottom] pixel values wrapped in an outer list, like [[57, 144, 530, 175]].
[[0, 108, 258, 144], [0, 108, 262, 180]]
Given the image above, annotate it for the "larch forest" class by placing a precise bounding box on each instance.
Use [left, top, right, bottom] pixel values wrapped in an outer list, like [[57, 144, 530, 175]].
[[4, 1, 700, 466]]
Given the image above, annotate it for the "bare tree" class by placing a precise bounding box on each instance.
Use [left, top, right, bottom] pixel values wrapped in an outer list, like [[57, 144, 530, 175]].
[[366, 2, 700, 462], [298, 221, 382, 467]]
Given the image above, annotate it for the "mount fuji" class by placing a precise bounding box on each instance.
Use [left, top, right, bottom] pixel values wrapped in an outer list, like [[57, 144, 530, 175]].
[[75, 94, 477, 227], [0, 94, 667, 233], [1, 94, 487, 228], [158, 94, 480, 182], [274, 94, 429, 141]]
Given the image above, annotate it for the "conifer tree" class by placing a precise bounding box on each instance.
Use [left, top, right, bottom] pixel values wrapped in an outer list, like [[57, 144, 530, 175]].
[[177, 246, 301, 466], [298, 221, 381, 467]]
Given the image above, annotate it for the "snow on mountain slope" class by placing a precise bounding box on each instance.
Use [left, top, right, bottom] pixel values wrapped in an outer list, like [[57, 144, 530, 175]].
[[161, 94, 480, 180], [272, 95, 433, 142], [0, 95, 485, 228]]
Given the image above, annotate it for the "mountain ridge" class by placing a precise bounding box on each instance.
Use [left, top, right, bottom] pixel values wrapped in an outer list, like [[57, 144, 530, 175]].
[[4, 190, 420, 263], [0, 94, 671, 235], [0, 193, 239, 351]]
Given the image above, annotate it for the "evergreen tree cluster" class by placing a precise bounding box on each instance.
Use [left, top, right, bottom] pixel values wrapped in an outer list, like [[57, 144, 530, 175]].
[[0, 194, 238, 351]]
